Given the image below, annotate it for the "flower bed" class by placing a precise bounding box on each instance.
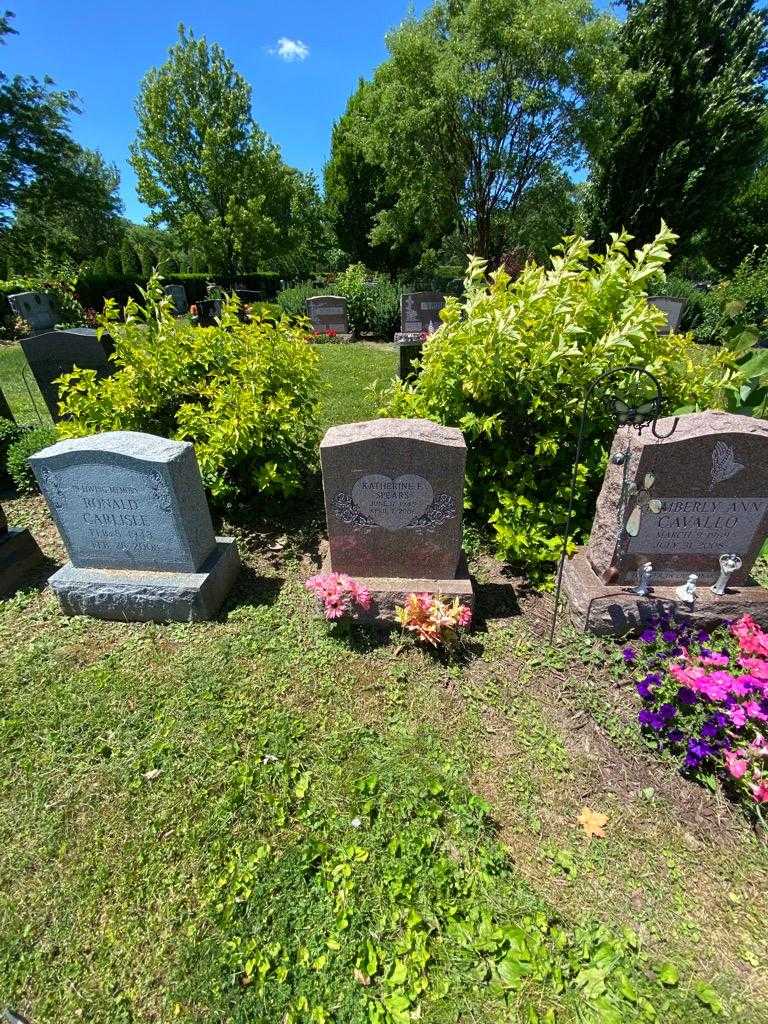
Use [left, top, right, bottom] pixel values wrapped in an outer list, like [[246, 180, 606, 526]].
[[627, 614, 768, 815]]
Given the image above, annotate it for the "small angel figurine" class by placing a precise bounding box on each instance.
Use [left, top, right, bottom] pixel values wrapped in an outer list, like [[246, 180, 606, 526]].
[[711, 554, 743, 597], [635, 561, 653, 597], [675, 573, 698, 605]]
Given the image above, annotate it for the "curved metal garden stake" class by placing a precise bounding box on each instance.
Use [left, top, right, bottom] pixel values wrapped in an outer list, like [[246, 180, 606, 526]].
[[548, 366, 664, 644]]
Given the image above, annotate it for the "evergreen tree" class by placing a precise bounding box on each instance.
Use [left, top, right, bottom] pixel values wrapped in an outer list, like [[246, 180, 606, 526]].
[[119, 235, 141, 276], [590, 0, 768, 250]]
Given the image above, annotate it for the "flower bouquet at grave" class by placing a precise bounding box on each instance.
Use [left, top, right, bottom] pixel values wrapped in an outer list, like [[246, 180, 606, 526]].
[[306, 572, 372, 621], [395, 592, 472, 650], [627, 614, 768, 814]]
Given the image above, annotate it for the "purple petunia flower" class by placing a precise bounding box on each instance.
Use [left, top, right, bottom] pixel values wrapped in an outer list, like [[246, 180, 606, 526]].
[[667, 729, 685, 744], [640, 627, 657, 643], [688, 738, 714, 760], [659, 703, 677, 721], [636, 680, 654, 700], [677, 686, 697, 706], [696, 630, 711, 644], [623, 646, 637, 664], [701, 720, 721, 738], [662, 629, 678, 644], [638, 709, 654, 727]]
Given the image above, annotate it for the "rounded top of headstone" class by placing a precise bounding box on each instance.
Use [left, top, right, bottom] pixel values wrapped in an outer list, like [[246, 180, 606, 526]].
[[29, 431, 193, 465], [631, 411, 768, 449], [307, 295, 346, 303], [321, 417, 465, 450]]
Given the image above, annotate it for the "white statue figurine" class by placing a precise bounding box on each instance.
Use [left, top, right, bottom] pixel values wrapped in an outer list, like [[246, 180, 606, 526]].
[[676, 573, 698, 604], [711, 554, 743, 597], [635, 561, 653, 597]]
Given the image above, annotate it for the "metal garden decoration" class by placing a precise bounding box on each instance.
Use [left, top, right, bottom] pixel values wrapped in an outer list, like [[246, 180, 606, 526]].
[[549, 366, 664, 643]]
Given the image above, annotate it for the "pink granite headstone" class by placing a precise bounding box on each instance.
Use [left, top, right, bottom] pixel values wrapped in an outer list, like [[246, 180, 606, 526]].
[[587, 411, 768, 587]]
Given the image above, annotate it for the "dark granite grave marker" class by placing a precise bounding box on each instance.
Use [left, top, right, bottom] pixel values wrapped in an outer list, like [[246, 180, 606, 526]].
[[20, 330, 113, 421], [0, 500, 44, 597], [306, 296, 353, 341]]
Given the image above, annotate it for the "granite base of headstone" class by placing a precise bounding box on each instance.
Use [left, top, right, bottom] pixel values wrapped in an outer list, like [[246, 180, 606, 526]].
[[319, 418, 474, 624], [0, 502, 44, 598], [306, 296, 354, 343], [393, 335, 424, 382], [393, 292, 444, 379], [562, 411, 768, 635], [30, 431, 240, 623]]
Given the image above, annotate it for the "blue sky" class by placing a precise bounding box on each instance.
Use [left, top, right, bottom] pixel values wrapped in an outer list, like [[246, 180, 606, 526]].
[[3, 0, 616, 224]]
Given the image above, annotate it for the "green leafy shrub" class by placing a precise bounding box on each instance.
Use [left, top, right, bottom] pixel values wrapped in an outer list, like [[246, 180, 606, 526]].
[[383, 227, 745, 581], [6, 425, 58, 494], [276, 281, 319, 319], [56, 273, 321, 505], [0, 416, 22, 482], [277, 267, 400, 337], [695, 249, 768, 346]]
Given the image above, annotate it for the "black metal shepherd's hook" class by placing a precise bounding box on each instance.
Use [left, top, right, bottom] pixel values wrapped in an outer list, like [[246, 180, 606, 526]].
[[548, 365, 664, 643]]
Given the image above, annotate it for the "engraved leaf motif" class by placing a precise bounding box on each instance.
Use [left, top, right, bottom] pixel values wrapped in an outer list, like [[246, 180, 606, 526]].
[[648, 499, 662, 513], [644, 473, 655, 490], [710, 441, 745, 491], [626, 506, 642, 537]]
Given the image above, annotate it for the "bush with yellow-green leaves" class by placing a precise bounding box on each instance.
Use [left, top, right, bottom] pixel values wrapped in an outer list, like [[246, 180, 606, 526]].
[[56, 272, 321, 506], [384, 226, 748, 581]]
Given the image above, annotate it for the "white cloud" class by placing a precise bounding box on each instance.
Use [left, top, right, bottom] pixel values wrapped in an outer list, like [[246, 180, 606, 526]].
[[270, 37, 310, 62]]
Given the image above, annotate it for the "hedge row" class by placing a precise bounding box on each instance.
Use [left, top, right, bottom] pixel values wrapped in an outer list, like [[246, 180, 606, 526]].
[[74, 271, 282, 310]]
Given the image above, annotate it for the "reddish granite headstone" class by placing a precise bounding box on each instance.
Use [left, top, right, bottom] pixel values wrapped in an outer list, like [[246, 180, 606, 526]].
[[319, 418, 473, 621], [588, 411, 768, 586], [563, 410, 768, 634]]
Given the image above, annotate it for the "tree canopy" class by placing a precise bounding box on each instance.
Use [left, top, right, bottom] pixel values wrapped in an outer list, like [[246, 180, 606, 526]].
[[589, 0, 768, 252], [131, 25, 328, 278]]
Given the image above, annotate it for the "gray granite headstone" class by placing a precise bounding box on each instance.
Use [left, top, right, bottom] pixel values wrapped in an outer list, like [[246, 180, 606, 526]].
[[321, 418, 466, 581], [562, 411, 768, 634], [8, 291, 58, 333], [164, 284, 189, 316], [29, 431, 240, 622], [20, 330, 113, 421], [400, 292, 445, 334], [306, 296, 352, 338]]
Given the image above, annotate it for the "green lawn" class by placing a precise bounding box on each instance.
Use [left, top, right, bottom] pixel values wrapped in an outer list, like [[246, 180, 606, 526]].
[[0, 341, 766, 1023], [0, 342, 52, 425], [316, 341, 398, 431]]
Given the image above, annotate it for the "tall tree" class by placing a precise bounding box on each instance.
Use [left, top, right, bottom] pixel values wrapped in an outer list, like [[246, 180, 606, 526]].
[[0, 10, 80, 223], [2, 146, 123, 270], [351, 0, 617, 260], [131, 25, 325, 278], [590, 0, 768, 250]]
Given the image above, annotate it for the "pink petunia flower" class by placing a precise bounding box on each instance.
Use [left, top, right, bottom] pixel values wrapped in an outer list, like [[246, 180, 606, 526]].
[[751, 779, 768, 803], [724, 750, 749, 779]]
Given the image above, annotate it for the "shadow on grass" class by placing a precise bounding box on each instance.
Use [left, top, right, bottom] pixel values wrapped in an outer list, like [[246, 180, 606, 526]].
[[225, 565, 285, 614]]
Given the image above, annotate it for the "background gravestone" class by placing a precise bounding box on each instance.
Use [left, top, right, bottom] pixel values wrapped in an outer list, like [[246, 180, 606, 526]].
[[306, 296, 353, 341], [394, 292, 445, 380], [10, 290, 114, 421], [647, 295, 685, 335], [164, 284, 189, 316], [399, 292, 445, 335], [320, 418, 473, 621], [30, 431, 240, 622], [20, 330, 114, 421], [0, 500, 44, 597], [562, 410, 768, 633], [0, 385, 14, 423], [8, 291, 58, 332]]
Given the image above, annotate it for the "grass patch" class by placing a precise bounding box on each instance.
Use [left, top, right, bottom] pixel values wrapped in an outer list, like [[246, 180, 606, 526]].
[[0, 343, 50, 425], [316, 341, 396, 431]]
